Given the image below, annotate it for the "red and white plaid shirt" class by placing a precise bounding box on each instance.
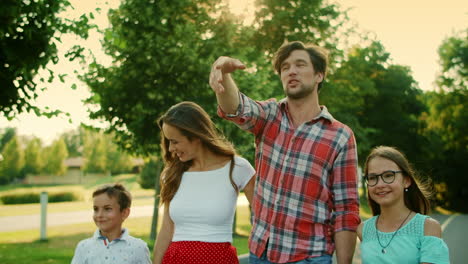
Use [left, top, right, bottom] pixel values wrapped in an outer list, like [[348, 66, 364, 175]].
[[219, 93, 360, 263]]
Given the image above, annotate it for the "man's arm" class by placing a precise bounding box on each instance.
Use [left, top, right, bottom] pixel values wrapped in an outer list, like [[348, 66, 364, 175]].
[[334, 230, 357, 264], [331, 132, 360, 263], [209, 56, 245, 114]]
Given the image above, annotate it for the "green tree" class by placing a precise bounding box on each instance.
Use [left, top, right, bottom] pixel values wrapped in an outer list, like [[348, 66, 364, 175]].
[[0, 136, 24, 184], [323, 41, 426, 165], [0, 0, 93, 118], [42, 138, 68, 176], [436, 29, 467, 92], [106, 138, 134, 175], [82, 131, 107, 173], [61, 128, 84, 157], [22, 137, 43, 175], [421, 29, 468, 211], [0, 127, 16, 152], [81, 0, 348, 157], [82, 0, 242, 155], [138, 157, 162, 240]]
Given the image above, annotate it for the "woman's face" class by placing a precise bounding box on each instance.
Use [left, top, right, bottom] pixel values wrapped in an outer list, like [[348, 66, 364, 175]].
[[366, 156, 410, 208], [162, 123, 201, 162]]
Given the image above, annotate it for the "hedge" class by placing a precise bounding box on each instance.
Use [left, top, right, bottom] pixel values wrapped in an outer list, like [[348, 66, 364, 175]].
[[0, 192, 79, 205]]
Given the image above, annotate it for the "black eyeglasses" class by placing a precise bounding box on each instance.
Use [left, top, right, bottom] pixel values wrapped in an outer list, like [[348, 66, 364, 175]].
[[363, 170, 403, 187]]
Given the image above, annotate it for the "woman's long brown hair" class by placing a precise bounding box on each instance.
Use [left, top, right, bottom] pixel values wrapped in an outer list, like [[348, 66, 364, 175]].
[[158, 101, 238, 207], [364, 146, 433, 215]]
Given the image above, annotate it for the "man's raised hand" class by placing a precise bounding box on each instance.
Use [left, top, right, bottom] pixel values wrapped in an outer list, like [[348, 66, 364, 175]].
[[209, 56, 245, 94]]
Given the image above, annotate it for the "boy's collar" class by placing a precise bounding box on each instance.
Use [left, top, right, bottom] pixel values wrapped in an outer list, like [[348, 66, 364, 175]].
[[94, 228, 129, 242]]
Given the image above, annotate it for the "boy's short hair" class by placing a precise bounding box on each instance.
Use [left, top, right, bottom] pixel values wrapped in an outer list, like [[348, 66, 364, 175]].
[[93, 183, 132, 211]]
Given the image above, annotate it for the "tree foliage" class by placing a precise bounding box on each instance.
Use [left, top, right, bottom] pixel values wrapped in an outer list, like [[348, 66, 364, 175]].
[[61, 128, 84, 157], [0, 136, 24, 184], [72, 127, 135, 174], [436, 29, 467, 92], [82, 130, 108, 173], [42, 138, 68, 176], [0, 127, 16, 152], [139, 157, 161, 189], [0, 0, 92, 118], [421, 29, 468, 211], [22, 137, 43, 175], [322, 41, 426, 165], [81, 0, 348, 160]]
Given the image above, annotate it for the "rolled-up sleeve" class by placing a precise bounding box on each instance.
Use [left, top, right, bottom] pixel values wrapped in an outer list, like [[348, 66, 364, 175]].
[[217, 92, 276, 135]]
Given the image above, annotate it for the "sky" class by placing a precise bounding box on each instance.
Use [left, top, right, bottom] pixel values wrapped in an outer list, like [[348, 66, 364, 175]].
[[1, 0, 467, 145]]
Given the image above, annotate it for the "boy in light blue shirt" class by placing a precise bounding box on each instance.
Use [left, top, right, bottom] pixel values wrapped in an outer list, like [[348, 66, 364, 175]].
[[71, 183, 151, 264]]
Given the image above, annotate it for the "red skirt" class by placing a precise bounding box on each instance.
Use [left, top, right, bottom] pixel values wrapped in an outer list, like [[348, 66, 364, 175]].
[[162, 241, 239, 264]]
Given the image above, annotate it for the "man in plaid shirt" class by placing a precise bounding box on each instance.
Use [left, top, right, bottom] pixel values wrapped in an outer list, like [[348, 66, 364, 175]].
[[209, 41, 360, 264]]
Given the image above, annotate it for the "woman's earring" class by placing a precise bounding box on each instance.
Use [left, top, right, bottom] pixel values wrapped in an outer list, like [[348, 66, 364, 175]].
[[405, 188, 408, 192]]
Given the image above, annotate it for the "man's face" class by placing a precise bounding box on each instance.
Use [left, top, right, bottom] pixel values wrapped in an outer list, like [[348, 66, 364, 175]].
[[280, 50, 323, 99]]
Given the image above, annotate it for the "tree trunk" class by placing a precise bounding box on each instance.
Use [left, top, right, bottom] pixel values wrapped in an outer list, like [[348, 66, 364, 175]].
[[150, 161, 162, 241]]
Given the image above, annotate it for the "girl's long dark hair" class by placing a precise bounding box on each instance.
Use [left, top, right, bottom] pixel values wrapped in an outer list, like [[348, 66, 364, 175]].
[[364, 146, 432, 215], [158, 101, 238, 206]]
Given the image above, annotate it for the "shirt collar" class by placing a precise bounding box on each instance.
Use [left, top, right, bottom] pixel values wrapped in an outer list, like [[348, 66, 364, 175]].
[[93, 228, 129, 242], [279, 98, 334, 123]]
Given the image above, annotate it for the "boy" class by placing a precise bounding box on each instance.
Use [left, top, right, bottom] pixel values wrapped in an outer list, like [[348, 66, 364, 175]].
[[71, 183, 152, 264]]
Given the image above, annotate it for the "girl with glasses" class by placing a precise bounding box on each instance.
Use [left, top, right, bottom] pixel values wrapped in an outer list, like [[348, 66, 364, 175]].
[[356, 146, 449, 263]]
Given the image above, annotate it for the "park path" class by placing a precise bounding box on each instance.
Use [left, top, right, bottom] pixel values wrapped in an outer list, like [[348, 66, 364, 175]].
[[0, 205, 154, 232], [0, 196, 249, 232]]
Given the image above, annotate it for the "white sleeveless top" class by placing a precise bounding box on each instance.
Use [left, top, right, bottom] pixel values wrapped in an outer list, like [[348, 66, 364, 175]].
[[170, 156, 255, 243]]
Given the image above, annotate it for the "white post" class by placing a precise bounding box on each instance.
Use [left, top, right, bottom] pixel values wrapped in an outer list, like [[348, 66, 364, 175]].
[[40, 191, 48, 241]]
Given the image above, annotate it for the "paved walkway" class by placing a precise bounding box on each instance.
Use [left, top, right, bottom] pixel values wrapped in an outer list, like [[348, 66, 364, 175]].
[[0, 205, 154, 232], [0, 196, 249, 232]]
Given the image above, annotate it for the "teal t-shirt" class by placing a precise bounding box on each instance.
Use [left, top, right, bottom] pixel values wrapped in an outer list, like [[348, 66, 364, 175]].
[[360, 213, 449, 264]]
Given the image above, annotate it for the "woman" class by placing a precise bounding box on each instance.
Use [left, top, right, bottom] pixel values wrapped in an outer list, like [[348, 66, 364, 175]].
[[153, 101, 256, 264], [357, 146, 449, 263]]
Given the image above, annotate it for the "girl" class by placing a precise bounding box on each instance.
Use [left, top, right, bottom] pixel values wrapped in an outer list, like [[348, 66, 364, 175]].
[[357, 146, 449, 263], [153, 101, 256, 264]]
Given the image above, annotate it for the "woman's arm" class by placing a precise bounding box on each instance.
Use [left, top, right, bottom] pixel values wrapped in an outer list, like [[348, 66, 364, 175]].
[[153, 205, 174, 264], [243, 175, 256, 205]]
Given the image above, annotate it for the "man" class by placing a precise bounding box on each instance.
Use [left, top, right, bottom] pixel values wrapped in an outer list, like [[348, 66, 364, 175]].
[[209, 41, 360, 264]]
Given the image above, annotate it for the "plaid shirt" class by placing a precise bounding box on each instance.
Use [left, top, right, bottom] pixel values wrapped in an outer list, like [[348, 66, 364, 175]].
[[219, 93, 360, 263]]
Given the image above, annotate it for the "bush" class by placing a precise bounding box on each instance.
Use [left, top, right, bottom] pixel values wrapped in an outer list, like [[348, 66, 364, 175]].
[[1, 193, 38, 204], [0, 191, 80, 205], [138, 157, 161, 190]]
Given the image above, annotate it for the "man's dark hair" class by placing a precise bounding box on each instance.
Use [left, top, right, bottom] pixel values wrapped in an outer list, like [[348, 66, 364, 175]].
[[273, 41, 329, 91]]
